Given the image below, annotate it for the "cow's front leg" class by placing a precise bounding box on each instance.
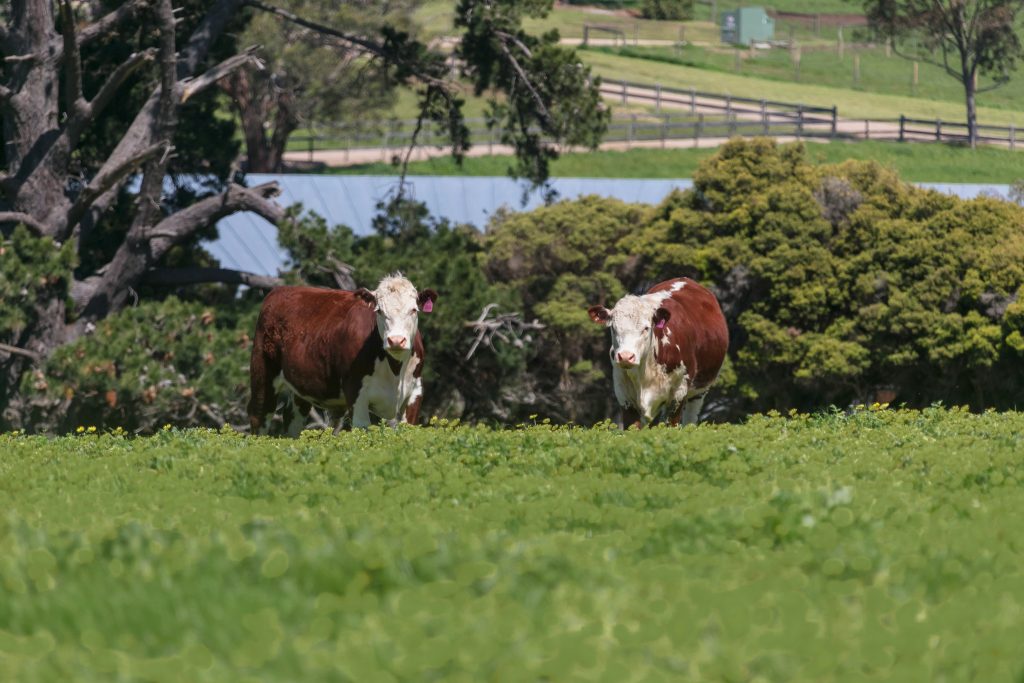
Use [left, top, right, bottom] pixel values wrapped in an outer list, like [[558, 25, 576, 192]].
[[351, 394, 372, 429], [622, 405, 642, 430], [680, 393, 706, 426]]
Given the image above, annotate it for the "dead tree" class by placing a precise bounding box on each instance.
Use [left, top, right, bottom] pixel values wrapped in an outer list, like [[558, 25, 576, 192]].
[[464, 304, 546, 360]]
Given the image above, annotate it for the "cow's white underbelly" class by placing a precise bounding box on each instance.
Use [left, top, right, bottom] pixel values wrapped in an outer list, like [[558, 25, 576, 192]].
[[613, 358, 691, 424]]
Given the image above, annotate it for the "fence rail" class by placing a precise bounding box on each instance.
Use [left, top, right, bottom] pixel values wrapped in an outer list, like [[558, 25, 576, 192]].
[[287, 80, 1021, 162]]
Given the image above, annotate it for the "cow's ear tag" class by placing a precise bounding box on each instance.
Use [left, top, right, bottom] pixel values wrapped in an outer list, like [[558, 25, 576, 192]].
[[422, 300, 433, 313], [655, 317, 667, 330]]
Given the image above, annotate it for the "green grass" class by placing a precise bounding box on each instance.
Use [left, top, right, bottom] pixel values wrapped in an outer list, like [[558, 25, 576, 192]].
[[3, 408, 1024, 680], [580, 50, 1023, 125], [595, 44, 1024, 114], [324, 140, 1024, 183]]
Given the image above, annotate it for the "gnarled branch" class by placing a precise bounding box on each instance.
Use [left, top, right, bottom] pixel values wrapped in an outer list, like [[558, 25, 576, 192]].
[[77, 0, 151, 47], [144, 182, 284, 243], [66, 141, 170, 232], [180, 46, 263, 103], [0, 211, 47, 235], [0, 343, 42, 362]]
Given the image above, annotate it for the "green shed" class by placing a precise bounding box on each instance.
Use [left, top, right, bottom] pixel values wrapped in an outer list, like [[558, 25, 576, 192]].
[[721, 7, 775, 46]]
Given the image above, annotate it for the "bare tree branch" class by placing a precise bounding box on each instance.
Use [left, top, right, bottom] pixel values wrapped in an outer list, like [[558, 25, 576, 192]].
[[464, 305, 545, 360], [59, 0, 85, 113], [0, 343, 42, 362], [143, 267, 283, 289], [144, 182, 284, 242], [0, 212, 47, 234], [180, 46, 263, 103], [493, 32, 552, 126], [243, 0, 391, 59], [0, 84, 12, 103], [66, 142, 170, 232], [77, 0, 151, 47], [80, 48, 158, 128]]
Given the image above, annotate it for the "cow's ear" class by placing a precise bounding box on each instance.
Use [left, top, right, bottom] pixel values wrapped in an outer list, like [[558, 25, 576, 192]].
[[355, 287, 377, 308], [418, 288, 438, 313], [653, 307, 670, 330], [588, 306, 611, 324]]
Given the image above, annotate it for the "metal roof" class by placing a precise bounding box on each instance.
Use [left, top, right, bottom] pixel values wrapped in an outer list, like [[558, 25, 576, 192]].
[[204, 175, 1014, 277]]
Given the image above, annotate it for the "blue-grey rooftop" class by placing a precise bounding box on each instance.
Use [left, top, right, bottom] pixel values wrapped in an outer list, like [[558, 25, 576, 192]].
[[205, 175, 1014, 278]]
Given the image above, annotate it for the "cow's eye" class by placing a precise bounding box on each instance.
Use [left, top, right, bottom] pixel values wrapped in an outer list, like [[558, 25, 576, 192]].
[[409, 308, 417, 315], [643, 326, 650, 333]]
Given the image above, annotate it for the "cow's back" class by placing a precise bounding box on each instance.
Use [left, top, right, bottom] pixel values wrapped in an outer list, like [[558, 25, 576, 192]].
[[650, 278, 729, 390], [255, 286, 378, 403]]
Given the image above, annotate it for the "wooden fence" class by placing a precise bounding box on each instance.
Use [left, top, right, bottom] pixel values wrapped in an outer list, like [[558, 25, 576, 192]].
[[288, 80, 1021, 160]]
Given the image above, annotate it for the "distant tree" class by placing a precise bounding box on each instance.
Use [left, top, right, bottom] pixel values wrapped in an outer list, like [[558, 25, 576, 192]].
[[641, 0, 695, 21], [222, 1, 422, 172], [861, 0, 1024, 147]]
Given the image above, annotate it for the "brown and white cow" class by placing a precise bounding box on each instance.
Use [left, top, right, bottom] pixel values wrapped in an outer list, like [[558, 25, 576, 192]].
[[247, 274, 438, 434], [588, 277, 728, 428]]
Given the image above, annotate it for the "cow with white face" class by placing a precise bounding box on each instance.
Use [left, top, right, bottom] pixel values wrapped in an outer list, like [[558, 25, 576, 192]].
[[248, 273, 438, 435], [355, 274, 435, 359], [588, 277, 728, 428]]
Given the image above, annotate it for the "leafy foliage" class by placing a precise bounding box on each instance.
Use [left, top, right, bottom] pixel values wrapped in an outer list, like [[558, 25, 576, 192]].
[[455, 0, 610, 185], [640, 0, 694, 20], [0, 228, 76, 343], [22, 298, 257, 434], [3, 408, 1024, 680]]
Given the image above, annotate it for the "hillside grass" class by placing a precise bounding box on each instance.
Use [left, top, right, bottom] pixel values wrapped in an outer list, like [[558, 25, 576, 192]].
[[3, 408, 1024, 681], [595, 44, 1024, 114], [579, 50, 1023, 125], [324, 140, 1024, 183]]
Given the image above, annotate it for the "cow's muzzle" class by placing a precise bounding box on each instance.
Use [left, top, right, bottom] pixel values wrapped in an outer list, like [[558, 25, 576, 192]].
[[615, 351, 637, 368], [387, 336, 408, 351]]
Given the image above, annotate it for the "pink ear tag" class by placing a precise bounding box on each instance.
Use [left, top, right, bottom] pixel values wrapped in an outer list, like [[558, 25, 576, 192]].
[[422, 299, 433, 313], [655, 318, 667, 330]]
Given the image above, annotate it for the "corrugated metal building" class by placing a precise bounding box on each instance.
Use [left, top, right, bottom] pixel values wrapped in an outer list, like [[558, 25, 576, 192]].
[[205, 175, 1014, 277]]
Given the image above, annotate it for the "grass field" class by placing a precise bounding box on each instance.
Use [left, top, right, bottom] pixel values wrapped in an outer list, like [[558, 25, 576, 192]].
[[597, 44, 1024, 114], [325, 140, 1024, 183], [580, 50, 1023, 125], [2, 408, 1024, 680]]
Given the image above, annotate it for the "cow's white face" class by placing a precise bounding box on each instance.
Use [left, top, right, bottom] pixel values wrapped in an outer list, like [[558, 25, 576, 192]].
[[589, 294, 670, 369], [356, 274, 437, 358]]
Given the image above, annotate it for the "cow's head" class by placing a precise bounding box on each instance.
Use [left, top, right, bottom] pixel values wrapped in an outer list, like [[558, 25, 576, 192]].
[[588, 295, 670, 369], [355, 273, 438, 357]]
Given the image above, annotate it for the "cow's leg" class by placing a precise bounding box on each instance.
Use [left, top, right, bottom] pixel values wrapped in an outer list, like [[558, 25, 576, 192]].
[[329, 409, 349, 435], [285, 396, 312, 438], [668, 402, 685, 426], [403, 395, 423, 425], [247, 332, 279, 434], [622, 405, 642, 430], [680, 394, 706, 426], [351, 393, 372, 429]]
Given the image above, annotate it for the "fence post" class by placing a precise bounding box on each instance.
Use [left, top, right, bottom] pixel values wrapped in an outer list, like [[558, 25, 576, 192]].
[[797, 104, 804, 138], [690, 87, 696, 114], [899, 114, 905, 142], [621, 81, 628, 105], [583, 25, 589, 47], [661, 114, 668, 149], [936, 118, 942, 142], [831, 106, 837, 139], [726, 94, 732, 120], [655, 84, 662, 111], [307, 134, 314, 163], [864, 119, 869, 140], [694, 113, 703, 148], [761, 100, 768, 134], [1011, 124, 1016, 151], [628, 113, 635, 148], [382, 126, 390, 161]]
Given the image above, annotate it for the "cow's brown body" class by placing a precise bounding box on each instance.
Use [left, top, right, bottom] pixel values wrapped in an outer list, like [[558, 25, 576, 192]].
[[590, 277, 729, 427], [248, 286, 425, 433]]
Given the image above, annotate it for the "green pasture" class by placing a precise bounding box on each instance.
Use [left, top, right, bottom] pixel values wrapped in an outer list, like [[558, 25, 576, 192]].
[[580, 50, 1023, 125], [325, 140, 1024, 183], [2, 408, 1024, 680], [594, 44, 1024, 114]]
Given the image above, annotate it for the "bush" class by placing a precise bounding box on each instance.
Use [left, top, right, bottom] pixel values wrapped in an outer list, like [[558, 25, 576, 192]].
[[23, 297, 258, 434], [641, 0, 694, 20]]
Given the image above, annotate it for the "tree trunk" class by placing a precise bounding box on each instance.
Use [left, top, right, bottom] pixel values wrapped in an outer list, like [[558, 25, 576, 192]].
[[224, 68, 299, 173], [964, 69, 978, 149]]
